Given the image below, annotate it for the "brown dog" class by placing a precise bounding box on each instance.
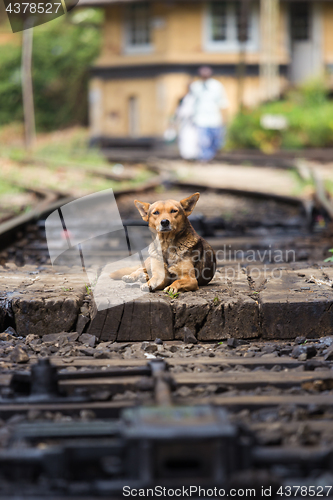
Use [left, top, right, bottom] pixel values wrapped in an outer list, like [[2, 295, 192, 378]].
[[110, 192, 216, 293]]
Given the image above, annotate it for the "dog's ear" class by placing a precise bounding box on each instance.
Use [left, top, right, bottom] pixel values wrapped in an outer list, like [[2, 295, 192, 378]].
[[134, 200, 150, 221], [180, 192, 200, 216]]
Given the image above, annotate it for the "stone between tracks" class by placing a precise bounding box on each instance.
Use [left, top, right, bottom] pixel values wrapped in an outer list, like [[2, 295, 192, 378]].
[[1, 263, 333, 341]]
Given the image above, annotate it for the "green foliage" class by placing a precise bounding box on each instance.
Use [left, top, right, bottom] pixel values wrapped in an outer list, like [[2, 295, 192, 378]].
[[0, 177, 23, 197], [296, 78, 328, 107], [227, 79, 333, 152], [33, 128, 107, 166], [165, 289, 180, 299], [324, 249, 333, 263], [0, 45, 22, 126], [0, 10, 102, 131]]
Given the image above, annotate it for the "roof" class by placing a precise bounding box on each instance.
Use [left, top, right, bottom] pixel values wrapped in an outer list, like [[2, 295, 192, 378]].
[[78, 0, 138, 5], [77, 0, 222, 5], [78, 0, 330, 6]]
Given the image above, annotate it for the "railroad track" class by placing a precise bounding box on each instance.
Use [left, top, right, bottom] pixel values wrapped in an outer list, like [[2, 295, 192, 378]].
[[1, 155, 331, 267], [1, 179, 317, 267], [101, 146, 333, 166], [0, 186, 71, 252], [0, 349, 333, 498], [1, 158, 333, 497], [0, 168, 166, 265]]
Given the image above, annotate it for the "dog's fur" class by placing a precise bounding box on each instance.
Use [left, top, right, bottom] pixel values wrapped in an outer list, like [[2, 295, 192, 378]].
[[110, 192, 216, 293]]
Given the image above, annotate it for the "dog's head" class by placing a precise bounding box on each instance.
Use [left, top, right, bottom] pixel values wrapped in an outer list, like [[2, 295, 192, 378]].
[[134, 193, 200, 235]]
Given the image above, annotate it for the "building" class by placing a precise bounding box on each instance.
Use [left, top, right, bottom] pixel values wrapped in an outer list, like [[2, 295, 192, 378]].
[[79, 0, 333, 147]]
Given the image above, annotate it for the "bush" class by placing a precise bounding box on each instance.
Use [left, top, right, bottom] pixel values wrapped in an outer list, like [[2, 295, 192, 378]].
[[227, 79, 333, 151], [0, 9, 102, 131], [0, 45, 22, 126]]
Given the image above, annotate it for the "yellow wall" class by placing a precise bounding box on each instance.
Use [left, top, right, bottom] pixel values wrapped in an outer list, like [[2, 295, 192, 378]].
[[89, 74, 290, 139], [323, 1, 333, 64], [97, 1, 293, 67], [97, 1, 282, 66], [91, 78, 158, 137]]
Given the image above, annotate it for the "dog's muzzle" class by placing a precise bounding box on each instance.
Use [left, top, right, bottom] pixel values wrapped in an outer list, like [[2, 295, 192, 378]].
[[159, 219, 171, 232]]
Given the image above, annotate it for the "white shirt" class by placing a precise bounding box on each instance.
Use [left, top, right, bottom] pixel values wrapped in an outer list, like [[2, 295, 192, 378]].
[[190, 78, 229, 128]]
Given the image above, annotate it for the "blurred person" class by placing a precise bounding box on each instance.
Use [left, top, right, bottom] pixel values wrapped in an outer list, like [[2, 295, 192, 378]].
[[175, 85, 199, 160], [191, 66, 229, 161]]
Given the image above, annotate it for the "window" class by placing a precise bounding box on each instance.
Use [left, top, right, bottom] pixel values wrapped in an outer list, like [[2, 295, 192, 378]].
[[211, 2, 227, 41], [204, 1, 259, 52], [124, 3, 152, 53], [290, 2, 310, 41]]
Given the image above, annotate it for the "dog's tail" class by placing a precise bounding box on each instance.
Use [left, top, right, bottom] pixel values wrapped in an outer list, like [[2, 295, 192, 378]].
[[110, 267, 139, 280]]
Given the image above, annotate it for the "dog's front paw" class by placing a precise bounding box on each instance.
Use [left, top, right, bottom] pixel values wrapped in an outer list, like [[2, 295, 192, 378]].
[[140, 282, 151, 292], [139, 273, 147, 283], [122, 275, 135, 283]]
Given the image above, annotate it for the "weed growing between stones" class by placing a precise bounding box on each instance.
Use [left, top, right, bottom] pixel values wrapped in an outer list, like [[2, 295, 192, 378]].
[[165, 289, 180, 299], [324, 249, 333, 263]]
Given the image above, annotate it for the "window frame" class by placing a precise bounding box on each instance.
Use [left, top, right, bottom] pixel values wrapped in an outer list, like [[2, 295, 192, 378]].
[[123, 2, 153, 55], [203, 1, 259, 53], [290, 2, 311, 42]]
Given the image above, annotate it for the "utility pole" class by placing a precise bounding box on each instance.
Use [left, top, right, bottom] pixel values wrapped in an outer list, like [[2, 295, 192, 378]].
[[260, 0, 280, 101], [21, 19, 36, 151], [237, 0, 249, 111]]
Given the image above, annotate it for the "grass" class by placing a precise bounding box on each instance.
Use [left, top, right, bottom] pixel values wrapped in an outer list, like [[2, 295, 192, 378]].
[[165, 289, 180, 299], [0, 126, 110, 169], [0, 126, 157, 197], [0, 178, 23, 197], [28, 128, 108, 168], [0, 177, 28, 221]]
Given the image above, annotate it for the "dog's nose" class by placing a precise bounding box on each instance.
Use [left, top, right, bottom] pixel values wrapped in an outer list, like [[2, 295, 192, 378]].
[[161, 219, 170, 227]]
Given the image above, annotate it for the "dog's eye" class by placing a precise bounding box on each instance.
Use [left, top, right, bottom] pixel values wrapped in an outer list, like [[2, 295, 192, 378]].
[[153, 211, 159, 215], [170, 209, 178, 213]]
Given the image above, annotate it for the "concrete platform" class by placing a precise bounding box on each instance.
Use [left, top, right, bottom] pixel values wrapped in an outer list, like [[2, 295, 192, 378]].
[[1, 263, 333, 341], [0, 264, 86, 337]]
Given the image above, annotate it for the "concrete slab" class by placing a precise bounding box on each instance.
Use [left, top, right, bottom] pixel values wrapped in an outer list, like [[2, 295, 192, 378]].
[[0, 264, 86, 336], [88, 265, 259, 341], [1, 263, 333, 341], [172, 162, 300, 197], [88, 264, 333, 341], [258, 266, 333, 339]]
